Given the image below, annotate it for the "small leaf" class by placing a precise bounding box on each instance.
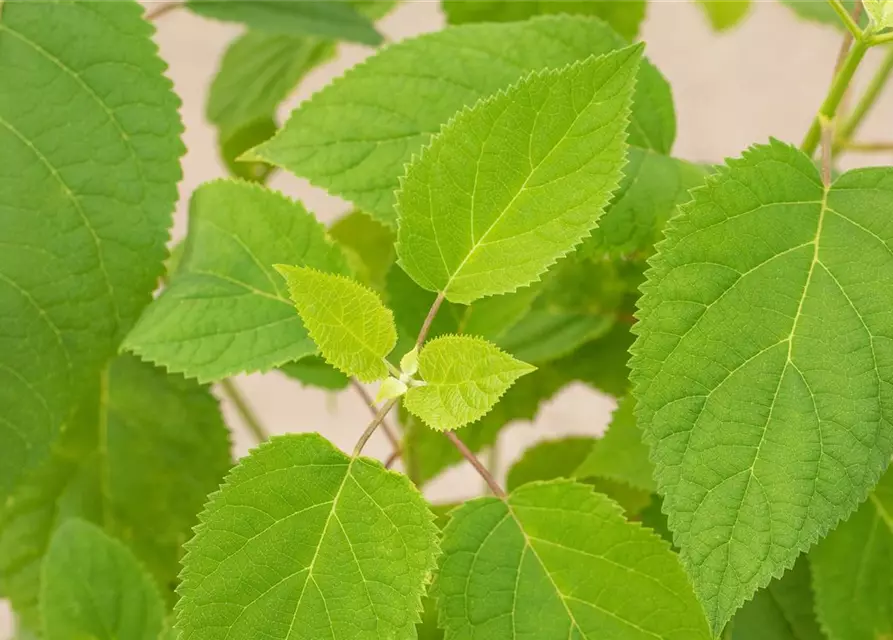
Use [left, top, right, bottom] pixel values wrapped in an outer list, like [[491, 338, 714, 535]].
[[437, 480, 712, 639], [864, 0, 893, 30], [442, 0, 646, 40], [696, 0, 751, 31], [276, 266, 398, 382], [249, 15, 675, 226], [0, 0, 183, 499], [186, 0, 383, 44], [631, 139, 893, 632], [125, 180, 348, 382], [401, 347, 420, 377], [279, 356, 350, 390], [812, 466, 893, 640], [402, 366, 571, 484], [396, 47, 641, 304], [376, 376, 409, 403], [731, 557, 825, 640], [41, 520, 165, 640], [404, 336, 535, 431], [574, 397, 656, 493], [176, 433, 439, 639]]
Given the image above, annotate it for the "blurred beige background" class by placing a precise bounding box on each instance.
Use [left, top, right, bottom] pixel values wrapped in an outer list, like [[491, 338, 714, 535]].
[[3, 0, 893, 635]]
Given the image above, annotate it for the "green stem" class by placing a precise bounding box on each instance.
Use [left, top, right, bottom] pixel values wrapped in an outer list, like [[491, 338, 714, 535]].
[[446, 432, 506, 498], [802, 37, 870, 155], [353, 398, 398, 457], [829, 0, 863, 38], [869, 31, 893, 45], [220, 378, 269, 444], [835, 45, 893, 151]]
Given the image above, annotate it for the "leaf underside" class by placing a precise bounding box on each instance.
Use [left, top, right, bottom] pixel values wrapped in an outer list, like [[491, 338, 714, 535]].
[[176, 433, 439, 640], [631, 139, 893, 632]]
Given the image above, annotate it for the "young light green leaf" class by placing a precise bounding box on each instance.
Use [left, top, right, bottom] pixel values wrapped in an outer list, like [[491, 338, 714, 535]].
[[0, 356, 231, 628], [437, 480, 712, 639], [397, 47, 642, 304], [731, 558, 825, 640], [176, 433, 439, 639], [401, 347, 420, 377], [631, 139, 893, 633], [506, 437, 597, 492], [186, 0, 383, 45], [812, 467, 893, 640], [42, 520, 165, 640], [276, 266, 398, 382], [404, 336, 535, 431], [403, 366, 571, 485], [248, 15, 675, 226], [696, 0, 751, 30], [279, 355, 350, 390], [0, 0, 183, 499], [125, 180, 348, 382], [575, 397, 656, 493], [376, 376, 409, 403], [441, 0, 645, 40], [864, 0, 893, 30]]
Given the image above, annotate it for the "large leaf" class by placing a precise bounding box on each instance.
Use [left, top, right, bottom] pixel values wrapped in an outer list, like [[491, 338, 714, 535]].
[[176, 433, 439, 639], [186, 0, 383, 44], [731, 558, 825, 640], [248, 15, 676, 226], [0, 355, 231, 628], [125, 180, 348, 382], [631, 140, 893, 633], [437, 480, 712, 639], [575, 397, 656, 493], [0, 0, 183, 497], [441, 0, 645, 40], [396, 47, 641, 304], [276, 266, 398, 382], [404, 336, 535, 431], [330, 210, 396, 293], [812, 467, 893, 640], [41, 519, 165, 640]]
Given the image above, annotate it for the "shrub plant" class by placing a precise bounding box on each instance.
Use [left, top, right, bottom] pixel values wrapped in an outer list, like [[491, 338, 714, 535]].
[[1, 0, 892, 638]]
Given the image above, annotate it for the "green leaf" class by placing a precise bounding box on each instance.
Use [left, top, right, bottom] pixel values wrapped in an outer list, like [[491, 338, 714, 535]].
[[437, 480, 712, 639], [0, 355, 231, 628], [397, 47, 641, 304], [864, 0, 893, 30], [506, 437, 596, 492], [585, 150, 708, 257], [330, 210, 396, 293], [186, 0, 383, 45], [280, 356, 350, 390], [574, 397, 656, 493], [404, 336, 535, 431], [696, 0, 752, 30], [125, 180, 348, 382], [441, 0, 645, 40], [731, 558, 825, 640], [417, 595, 445, 640], [41, 520, 165, 640], [208, 32, 336, 134], [0, 0, 183, 498], [812, 466, 893, 640], [778, 0, 867, 28], [403, 366, 571, 484], [219, 117, 278, 183], [176, 433, 439, 639], [558, 322, 636, 398], [631, 139, 893, 633], [276, 266, 398, 382], [248, 15, 676, 226]]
